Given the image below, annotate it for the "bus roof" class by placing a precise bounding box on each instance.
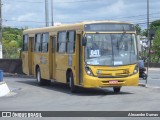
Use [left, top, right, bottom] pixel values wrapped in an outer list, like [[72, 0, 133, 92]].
[[23, 20, 133, 34]]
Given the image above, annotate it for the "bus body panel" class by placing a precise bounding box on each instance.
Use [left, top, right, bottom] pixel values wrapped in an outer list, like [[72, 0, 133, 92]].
[[56, 54, 69, 83]]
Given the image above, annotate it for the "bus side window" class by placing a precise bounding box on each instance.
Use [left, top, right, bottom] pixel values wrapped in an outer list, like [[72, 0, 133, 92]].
[[35, 34, 41, 52], [22, 34, 28, 51], [67, 31, 76, 54], [42, 33, 49, 53], [57, 31, 67, 53]]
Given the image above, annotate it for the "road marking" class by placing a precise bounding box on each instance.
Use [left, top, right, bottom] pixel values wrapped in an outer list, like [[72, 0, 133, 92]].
[[139, 83, 160, 89]]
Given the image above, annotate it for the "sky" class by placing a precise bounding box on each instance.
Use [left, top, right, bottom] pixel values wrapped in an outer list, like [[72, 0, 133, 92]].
[[2, 0, 160, 29]]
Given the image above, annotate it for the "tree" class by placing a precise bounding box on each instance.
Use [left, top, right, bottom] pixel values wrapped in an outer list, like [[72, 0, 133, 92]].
[[141, 29, 147, 37], [151, 28, 160, 62], [2, 27, 23, 59], [150, 20, 160, 30], [135, 24, 141, 35]]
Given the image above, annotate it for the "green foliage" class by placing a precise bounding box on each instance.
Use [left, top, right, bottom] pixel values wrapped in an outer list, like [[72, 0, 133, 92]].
[[135, 24, 141, 35], [150, 20, 160, 30], [141, 29, 147, 37], [2, 27, 23, 59], [151, 28, 160, 62]]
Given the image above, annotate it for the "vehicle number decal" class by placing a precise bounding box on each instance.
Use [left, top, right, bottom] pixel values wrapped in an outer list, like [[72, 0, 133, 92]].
[[89, 50, 100, 58]]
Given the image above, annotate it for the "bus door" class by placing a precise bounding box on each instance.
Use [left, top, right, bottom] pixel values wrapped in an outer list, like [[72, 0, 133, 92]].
[[22, 34, 29, 74], [74, 34, 82, 85], [40, 33, 50, 80], [67, 31, 82, 85], [28, 37, 34, 75], [78, 34, 83, 85], [49, 36, 56, 80]]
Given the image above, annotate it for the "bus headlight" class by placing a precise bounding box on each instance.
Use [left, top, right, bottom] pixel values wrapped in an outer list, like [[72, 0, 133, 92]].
[[133, 64, 139, 74], [85, 66, 93, 76]]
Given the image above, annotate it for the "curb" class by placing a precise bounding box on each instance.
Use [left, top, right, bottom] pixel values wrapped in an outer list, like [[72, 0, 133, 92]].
[[4, 73, 34, 78], [0, 82, 10, 97], [138, 83, 160, 89], [138, 83, 147, 87]]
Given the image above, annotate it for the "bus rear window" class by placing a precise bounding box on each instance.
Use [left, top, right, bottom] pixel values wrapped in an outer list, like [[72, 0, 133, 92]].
[[22, 34, 28, 51]]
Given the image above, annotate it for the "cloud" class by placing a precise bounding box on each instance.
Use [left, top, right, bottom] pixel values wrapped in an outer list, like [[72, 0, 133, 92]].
[[3, 4, 21, 13], [12, 13, 37, 21], [107, 0, 126, 15], [2, 0, 160, 29]]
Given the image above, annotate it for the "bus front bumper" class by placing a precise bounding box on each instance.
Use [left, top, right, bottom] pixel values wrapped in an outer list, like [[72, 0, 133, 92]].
[[82, 74, 139, 88]]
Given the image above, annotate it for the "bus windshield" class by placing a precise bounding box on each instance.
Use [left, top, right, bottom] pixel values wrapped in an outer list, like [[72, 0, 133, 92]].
[[85, 33, 138, 66]]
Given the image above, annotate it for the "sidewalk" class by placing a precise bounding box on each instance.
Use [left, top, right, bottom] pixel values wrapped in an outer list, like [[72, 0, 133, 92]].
[[0, 82, 10, 97], [139, 67, 160, 88]]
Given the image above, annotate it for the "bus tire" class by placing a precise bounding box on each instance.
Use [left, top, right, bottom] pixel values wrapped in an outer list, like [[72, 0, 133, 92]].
[[113, 87, 121, 93], [69, 72, 76, 93], [36, 67, 50, 86]]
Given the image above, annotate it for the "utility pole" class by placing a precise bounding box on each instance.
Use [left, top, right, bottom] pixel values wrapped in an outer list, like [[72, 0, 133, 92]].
[[51, 0, 54, 26], [146, 0, 150, 87], [0, 0, 3, 59], [45, 0, 49, 27]]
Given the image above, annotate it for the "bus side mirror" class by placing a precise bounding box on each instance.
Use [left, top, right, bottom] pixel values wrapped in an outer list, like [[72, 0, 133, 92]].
[[82, 36, 87, 46]]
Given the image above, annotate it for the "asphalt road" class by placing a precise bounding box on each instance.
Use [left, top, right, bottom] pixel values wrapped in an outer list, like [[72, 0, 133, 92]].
[[0, 68, 160, 120]]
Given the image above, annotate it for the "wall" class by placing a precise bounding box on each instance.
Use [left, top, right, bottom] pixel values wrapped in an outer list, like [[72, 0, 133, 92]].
[[145, 63, 160, 68], [0, 59, 23, 74]]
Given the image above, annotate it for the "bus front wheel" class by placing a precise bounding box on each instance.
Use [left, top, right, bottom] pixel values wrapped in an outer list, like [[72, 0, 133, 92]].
[[36, 67, 50, 86], [69, 72, 76, 93], [113, 87, 121, 93]]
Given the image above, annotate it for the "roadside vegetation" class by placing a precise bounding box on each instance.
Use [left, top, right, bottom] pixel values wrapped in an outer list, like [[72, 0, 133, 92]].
[[2, 27, 23, 59], [136, 20, 160, 63]]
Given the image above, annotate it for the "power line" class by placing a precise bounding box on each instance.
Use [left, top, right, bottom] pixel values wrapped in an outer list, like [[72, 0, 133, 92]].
[[111, 12, 160, 20], [3, 0, 102, 4], [3, 0, 44, 4], [4, 19, 45, 24], [3, 12, 159, 24], [3, 16, 160, 25]]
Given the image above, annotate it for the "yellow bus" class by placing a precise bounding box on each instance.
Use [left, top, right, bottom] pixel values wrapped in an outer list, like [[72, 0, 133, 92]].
[[22, 21, 139, 93]]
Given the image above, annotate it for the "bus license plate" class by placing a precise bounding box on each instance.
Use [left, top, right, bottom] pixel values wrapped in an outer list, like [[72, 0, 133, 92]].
[[109, 81, 118, 84]]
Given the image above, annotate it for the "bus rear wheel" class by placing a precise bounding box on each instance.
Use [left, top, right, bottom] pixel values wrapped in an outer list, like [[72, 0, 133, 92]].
[[36, 67, 50, 86], [69, 72, 76, 93], [113, 87, 121, 93]]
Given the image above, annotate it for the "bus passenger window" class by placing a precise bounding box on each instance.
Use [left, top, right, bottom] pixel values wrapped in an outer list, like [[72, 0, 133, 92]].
[[67, 31, 75, 54], [22, 34, 28, 51], [57, 31, 67, 53], [35, 34, 41, 52], [42, 33, 49, 53]]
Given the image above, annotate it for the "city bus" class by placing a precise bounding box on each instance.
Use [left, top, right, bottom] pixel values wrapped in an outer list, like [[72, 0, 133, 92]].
[[22, 21, 139, 93]]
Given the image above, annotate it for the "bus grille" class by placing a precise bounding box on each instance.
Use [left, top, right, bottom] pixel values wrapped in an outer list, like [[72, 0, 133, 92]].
[[96, 68, 130, 78]]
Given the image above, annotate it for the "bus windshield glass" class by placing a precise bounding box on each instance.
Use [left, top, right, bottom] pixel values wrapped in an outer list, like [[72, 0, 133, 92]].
[[85, 34, 138, 66]]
